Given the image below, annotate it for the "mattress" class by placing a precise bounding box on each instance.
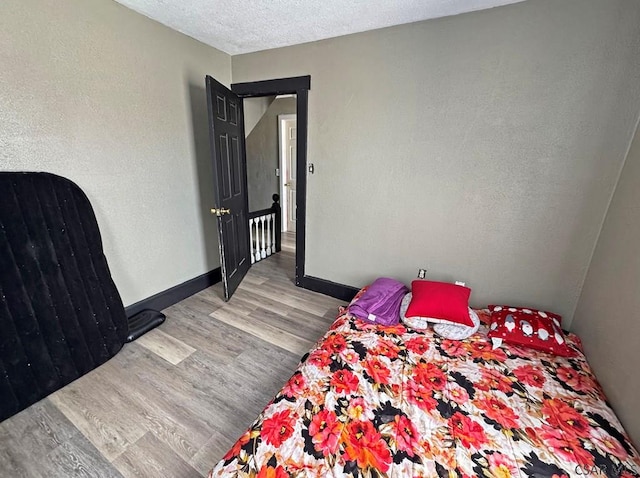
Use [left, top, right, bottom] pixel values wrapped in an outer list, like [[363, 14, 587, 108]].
[[210, 304, 640, 477]]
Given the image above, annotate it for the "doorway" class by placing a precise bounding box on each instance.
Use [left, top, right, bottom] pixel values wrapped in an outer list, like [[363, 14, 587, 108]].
[[244, 95, 296, 271], [232, 76, 310, 287]]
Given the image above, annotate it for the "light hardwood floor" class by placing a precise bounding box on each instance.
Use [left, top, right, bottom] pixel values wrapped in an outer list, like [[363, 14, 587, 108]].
[[281, 231, 295, 252], [0, 248, 345, 478]]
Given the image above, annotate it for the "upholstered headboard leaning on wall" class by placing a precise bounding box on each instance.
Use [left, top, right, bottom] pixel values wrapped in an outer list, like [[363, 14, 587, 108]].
[[0, 172, 162, 421]]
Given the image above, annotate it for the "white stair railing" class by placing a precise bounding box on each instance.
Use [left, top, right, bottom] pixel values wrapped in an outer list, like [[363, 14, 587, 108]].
[[248, 209, 277, 264]]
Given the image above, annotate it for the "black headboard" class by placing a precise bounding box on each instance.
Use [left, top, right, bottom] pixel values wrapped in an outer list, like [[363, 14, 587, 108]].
[[0, 172, 128, 421]]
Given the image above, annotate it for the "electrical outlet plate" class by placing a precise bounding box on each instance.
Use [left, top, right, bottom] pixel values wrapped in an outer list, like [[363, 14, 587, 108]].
[[418, 269, 427, 279]]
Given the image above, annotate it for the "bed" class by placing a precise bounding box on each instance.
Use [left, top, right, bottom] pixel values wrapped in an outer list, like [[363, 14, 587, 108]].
[[209, 297, 640, 477]]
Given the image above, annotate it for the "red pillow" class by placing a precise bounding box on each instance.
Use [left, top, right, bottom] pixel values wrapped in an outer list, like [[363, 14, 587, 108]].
[[406, 280, 473, 327], [488, 305, 562, 326], [487, 306, 572, 357]]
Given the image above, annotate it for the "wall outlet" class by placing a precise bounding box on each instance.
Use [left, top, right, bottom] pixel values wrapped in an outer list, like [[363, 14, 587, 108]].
[[275, 168, 280, 177], [418, 268, 427, 279]]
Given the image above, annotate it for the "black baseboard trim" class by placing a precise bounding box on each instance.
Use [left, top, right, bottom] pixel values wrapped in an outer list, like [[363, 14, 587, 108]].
[[300, 275, 359, 302], [125, 268, 222, 318]]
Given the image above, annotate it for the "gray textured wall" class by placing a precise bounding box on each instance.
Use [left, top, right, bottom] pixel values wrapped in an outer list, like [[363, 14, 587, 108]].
[[0, 0, 231, 306], [232, 0, 640, 326], [573, 121, 640, 445], [244, 96, 275, 137], [246, 97, 297, 212]]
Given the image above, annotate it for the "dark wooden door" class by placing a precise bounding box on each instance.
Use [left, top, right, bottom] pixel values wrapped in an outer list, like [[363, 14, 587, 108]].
[[206, 75, 250, 300]]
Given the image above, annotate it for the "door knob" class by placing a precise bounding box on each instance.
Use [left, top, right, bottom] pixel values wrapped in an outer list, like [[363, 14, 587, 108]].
[[210, 207, 231, 216]]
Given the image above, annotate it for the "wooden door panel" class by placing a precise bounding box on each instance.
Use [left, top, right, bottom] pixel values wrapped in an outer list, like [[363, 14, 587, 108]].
[[221, 216, 236, 275], [230, 136, 242, 195], [285, 119, 297, 232], [215, 94, 227, 120], [229, 101, 238, 125], [206, 75, 250, 300], [219, 134, 232, 200]]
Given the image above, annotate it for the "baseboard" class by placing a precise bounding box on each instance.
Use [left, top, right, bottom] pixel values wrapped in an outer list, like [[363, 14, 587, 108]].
[[125, 268, 222, 318], [300, 275, 359, 302]]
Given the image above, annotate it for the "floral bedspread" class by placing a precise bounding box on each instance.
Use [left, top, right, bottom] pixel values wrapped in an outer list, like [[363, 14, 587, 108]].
[[210, 308, 640, 478]]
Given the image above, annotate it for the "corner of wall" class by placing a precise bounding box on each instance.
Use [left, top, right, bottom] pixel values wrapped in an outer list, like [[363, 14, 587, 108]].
[[571, 109, 640, 329]]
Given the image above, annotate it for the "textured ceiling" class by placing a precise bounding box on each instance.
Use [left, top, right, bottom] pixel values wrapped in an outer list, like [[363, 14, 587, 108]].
[[113, 0, 527, 55]]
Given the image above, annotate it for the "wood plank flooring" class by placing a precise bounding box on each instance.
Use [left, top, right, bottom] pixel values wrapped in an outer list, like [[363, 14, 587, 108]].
[[281, 231, 295, 252], [0, 248, 345, 477]]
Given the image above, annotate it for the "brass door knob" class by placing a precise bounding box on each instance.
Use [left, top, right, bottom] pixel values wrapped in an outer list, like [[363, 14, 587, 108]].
[[210, 207, 231, 216]]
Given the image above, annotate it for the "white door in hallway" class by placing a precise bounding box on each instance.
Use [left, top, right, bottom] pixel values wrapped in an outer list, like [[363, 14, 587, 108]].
[[279, 115, 297, 232]]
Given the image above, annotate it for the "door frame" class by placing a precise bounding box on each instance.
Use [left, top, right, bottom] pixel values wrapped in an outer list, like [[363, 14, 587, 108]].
[[231, 75, 309, 287], [278, 113, 297, 233]]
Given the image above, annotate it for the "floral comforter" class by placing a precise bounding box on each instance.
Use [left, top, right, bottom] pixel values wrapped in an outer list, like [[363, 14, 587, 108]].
[[210, 308, 640, 478]]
